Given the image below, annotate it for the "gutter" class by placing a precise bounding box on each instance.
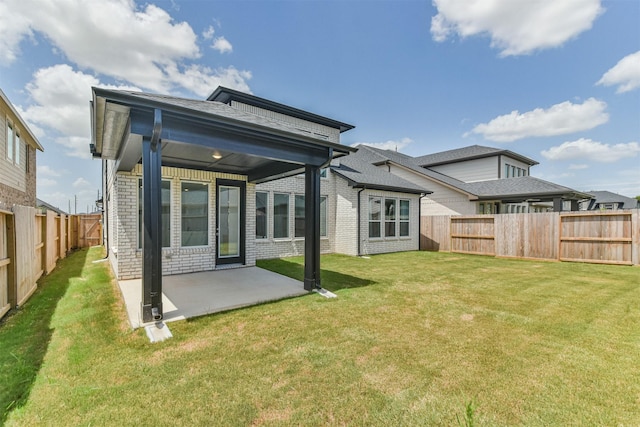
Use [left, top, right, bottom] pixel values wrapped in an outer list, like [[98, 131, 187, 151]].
[[357, 188, 365, 256]]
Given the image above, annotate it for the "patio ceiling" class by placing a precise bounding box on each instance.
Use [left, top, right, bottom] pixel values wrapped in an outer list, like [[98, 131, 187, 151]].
[[91, 88, 355, 182]]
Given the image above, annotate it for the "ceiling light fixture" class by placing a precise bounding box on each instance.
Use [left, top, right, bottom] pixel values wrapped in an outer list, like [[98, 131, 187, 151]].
[[212, 152, 222, 160]]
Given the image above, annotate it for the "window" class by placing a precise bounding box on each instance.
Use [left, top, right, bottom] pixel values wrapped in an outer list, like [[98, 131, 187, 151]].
[[273, 193, 289, 238], [369, 196, 381, 238], [14, 132, 20, 165], [504, 164, 510, 178], [399, 199, 410, 237], [385, 199, 396, 237], [138, 179, 171, 248], [293, 195, 328, 238], [320, 196, 327, 237], [320, 168, 327, 178], [7, 121, 14, 161], [181, 182, 208, 246], [295, 195, 305, 238], [256, 192, 268, 239]]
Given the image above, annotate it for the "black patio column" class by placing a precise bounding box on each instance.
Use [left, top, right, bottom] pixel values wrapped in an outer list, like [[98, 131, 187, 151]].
[[141, 109, 163, 323], [304, 164, 321, 291]]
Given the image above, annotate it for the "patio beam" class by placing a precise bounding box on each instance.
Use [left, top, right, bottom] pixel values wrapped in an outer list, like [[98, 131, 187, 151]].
[[304, 164, 321, 291], [141, 109, 163, 323]]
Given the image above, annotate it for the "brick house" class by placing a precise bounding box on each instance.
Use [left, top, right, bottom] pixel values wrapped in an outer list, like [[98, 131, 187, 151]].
[[0, 89, 44, 209]]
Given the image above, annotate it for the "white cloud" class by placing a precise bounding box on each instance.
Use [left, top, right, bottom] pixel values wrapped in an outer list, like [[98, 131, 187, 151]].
[[541, 138, 640, 162], [568, 164, 589, 170], [20, 64, 139, 158], [353, 137, 414, 152], [0, 0, 251, 96], [596, 51, 640, 93], [431, 0, 603, 56], [468, 98, 609, 142], [202, 25, 215, 40], [38, 178, 58, 187], [73, 177, 91, 188], [37, 165, 62, 177], [212, 36, 233, 54]]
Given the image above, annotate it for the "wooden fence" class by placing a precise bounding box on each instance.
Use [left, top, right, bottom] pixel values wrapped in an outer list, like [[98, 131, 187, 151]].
[[420, 209, 640, 266], [0, 207, 102, 320]]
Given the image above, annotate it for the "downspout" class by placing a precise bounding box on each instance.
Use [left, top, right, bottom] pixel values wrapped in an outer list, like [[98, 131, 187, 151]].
[[418, 193, 427, 251], [102, 158, 109, 256], [357, 187, 365, 256]]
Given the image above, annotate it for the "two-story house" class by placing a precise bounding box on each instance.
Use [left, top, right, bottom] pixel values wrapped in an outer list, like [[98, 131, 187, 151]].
[[345, 144, 591, 216], [0, 89, 44, 209]]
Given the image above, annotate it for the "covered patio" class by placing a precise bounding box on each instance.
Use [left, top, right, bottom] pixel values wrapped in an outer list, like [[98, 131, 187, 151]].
[[91, 86, 354, 326], [118, 267, 308, 329]]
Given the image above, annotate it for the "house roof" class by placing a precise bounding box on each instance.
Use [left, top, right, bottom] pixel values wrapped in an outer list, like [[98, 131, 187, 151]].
[[358, 145, 590, 202], [0, 88, 45, 152], [91, 87, 355, 183], [413, 145, 538, 167], [36, 198, 68, 215], [464, 177, 592, 201], [331, 146, 430, 194], [586, 191, 639, 209], [208, 87, 355, 133]]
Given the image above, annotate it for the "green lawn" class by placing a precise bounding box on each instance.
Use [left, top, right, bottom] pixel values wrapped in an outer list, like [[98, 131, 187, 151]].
[[2, 247, 640, 426]]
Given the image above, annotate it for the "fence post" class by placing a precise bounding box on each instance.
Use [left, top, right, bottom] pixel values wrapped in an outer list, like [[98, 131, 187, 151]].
[[6, 214, 16, 309], [633, 209, 639, 266]]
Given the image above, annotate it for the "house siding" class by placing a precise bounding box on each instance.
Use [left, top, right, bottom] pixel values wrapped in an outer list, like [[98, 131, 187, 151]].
[[429, 156, 499, 182], [500, 156, 531, 178], [385, 164, 475, 216], [0, 99, 37, 208], [254, 174, 333, 259], [359, 189, 420, 256], [107, 162, 254, 280]]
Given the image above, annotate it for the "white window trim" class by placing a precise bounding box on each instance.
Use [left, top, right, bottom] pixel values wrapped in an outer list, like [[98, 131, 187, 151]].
[[273, 192, 290, 240], [255, 190, 269, 240], [180, 180, 210, 248], [137, 178, 173, 249]]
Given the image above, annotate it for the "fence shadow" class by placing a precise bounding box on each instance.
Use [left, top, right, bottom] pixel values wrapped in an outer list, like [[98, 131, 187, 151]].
[[0, 248, 88, 424]]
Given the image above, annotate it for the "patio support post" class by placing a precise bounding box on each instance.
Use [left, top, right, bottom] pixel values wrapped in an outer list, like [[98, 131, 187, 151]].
[[304, 164, 321, 291], [141, 109, 163, 323]]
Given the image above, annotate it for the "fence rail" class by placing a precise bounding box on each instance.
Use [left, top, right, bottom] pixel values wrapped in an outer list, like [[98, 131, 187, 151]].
[[0, 206, 102, 320], [421, 209, 640, 266]]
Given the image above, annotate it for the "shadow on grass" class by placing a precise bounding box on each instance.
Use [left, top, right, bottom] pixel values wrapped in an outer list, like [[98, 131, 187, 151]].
[[257, 258, 376, 292], [0, 248, 89, 424]]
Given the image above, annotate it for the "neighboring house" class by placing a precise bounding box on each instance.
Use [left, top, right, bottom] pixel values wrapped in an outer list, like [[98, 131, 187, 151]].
[[349, 144, 591, 215], [0, 89, 44, 209], [581, 191, 639, 211], [36, 198, 68, 215]]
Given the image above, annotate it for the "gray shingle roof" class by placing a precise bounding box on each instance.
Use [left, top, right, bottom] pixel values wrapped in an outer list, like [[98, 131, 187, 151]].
[[356, 145, 589, 201], [586, 191, 639, 209], [464, 176, 590, 200], [331, 146, 429, 194], [111, 90, 343, 144], [413, 144, 538, 167]]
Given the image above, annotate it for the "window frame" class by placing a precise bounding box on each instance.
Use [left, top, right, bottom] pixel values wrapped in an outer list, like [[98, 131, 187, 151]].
[[273, 192, 290, 239], [293, 194, 328, 239], [399, 199, 410, 237], [368, 196, 382, 239], [138, 178, 172, 249], [255, 191, 269, 240], [180, 180, 210, 247], [384, 198, 397, 237]]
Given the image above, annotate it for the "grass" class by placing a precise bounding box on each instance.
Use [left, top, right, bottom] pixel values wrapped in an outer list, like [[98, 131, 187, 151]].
[[2, 248, 640, 426]]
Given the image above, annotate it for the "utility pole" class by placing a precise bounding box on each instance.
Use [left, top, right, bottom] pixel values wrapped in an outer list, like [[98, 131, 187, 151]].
[[74, 195, 77, 214]]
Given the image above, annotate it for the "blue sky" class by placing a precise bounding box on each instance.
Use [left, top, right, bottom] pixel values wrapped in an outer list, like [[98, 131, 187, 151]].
[[1, 0, 638, 212]]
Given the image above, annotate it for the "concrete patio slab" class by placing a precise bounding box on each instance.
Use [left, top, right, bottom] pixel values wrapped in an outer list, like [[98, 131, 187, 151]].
[[118, 267, 308, 329]]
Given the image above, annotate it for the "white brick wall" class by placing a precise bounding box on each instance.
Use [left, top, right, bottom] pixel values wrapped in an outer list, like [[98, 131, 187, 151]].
[[109, 164, 252, 280], [105, 163, 423, 280]]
